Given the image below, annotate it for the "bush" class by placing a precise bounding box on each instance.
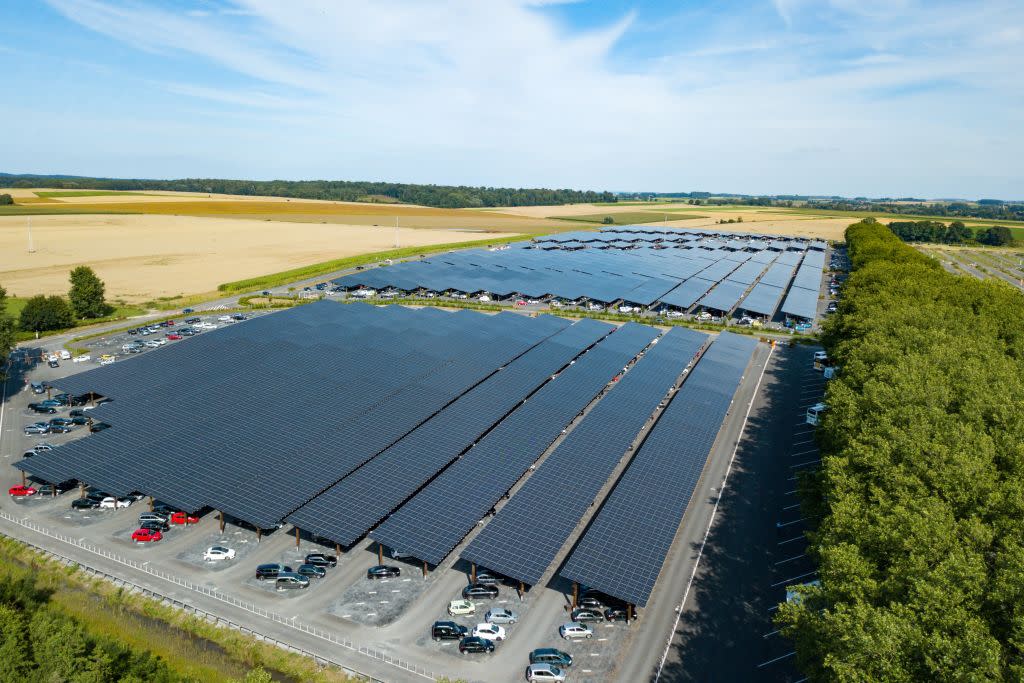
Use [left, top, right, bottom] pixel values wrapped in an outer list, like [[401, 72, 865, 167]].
[[0, 194, 13, 206], [18, 295, 74, 332]]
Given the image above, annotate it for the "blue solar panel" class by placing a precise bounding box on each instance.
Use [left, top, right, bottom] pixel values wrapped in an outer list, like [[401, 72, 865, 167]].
[[460, 327, 709, 587], [370, 323, 663, 565], [780, 285, 819, 320], [658, 278, 715, 310], [560, 332, 758, 607], [697, 279, 749, 313], [283, 318, 617, 547], [738, 282, 785, 317]]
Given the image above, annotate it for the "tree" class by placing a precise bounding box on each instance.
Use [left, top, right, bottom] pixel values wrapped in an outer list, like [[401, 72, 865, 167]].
[[0, 193, 13, 205], [0, 605, 32, 680], [0, 286, 14, 379], [18, 295, 74, 332], [601, 216, 615, 224], [68, 266, 111, 319]]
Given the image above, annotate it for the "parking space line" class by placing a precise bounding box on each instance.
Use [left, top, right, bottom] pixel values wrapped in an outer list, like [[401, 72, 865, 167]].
[[782, 503, 801, 511], [757, 651, 796, 668], [771, 571, 817, 587], [776, 518, 805, 527], [792, 439, 815, 446], [774, 554, 806, 565], [784, 489, 798, 495], [790, 460, 820, 469], [777, 536, 805, 545], [762, 629, 780, 638]]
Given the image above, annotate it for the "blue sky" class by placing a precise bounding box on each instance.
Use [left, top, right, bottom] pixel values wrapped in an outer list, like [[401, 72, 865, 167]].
[[1, 0, 1022, 198]]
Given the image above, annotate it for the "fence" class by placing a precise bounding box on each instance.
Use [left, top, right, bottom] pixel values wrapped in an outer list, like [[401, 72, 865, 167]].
[[0, 509, 435, 681]]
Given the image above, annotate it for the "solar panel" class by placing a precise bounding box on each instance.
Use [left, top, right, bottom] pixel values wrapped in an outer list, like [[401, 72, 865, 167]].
[[738, 282, 785, 317], [657, 278, 715, 310], [780, 285, 819, 320], [559, 332, 758, 607], [697, 279, 749, 313], [370, 323, 663, 565], [283, 318, 618, 547], [460, 327, 709, 587], [16, 303, 571, 528]]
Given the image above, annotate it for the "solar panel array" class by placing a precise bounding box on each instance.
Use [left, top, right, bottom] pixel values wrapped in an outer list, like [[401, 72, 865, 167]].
[[370, 323, 662, 566], [284, 318, 620, 547], [335, 228, 824, 320], [560, 332, 758, 607], [460, 327, 709, 587], [16, 302, 572, 528], [780, 249, 825, 320]]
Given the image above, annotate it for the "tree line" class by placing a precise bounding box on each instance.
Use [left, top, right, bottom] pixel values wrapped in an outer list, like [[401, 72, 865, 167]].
[[0, 174, 616, 209], [777, 218, 1024, 680], [887, 219, 1015, 246]]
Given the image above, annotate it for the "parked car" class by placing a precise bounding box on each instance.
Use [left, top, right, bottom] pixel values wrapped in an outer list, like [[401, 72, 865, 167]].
[[138, 512, 168, 525], [131, 528, 163, 543], [185, 317, 201, 324], [48, 359, 60, 368], [275, 572, 309, 590], [70, 416, 89, 426], [463, 583, 499, 600], [24, 423, 50, 435], [559, 622, 594, 640], [303, 553, 337, 568], [39, 399, 63, 409], [170, 511, 199, 525], [431, 621, 468, 641], [604, 606, 631, 622], [166, 333, 182, 341], [472, 623, 506, 642], [32, 443, 55, 452], [529, 648, 573, 667], [484, 608, 518, 625], [458, 636, 495, 654], [366, 565, 400, 580], [30, 382, 45, 394], [72, 497, 101, 510], [36, 483, 72, 496], [49, 417, 74, 427], [570, 607, 603, 622], [8, 485, 37, 497], [255, 564, 292, 580], [448, 599, 476, 616], [28, 404, 57, 415], [526, 663, 566, 682], [474, 570, 501, 586], [297, 564, 326, 579], [139, 519, 170, 532], [48, 424, 72, 434], [99, 496, 132, 509], [89, 422, 111, 433]]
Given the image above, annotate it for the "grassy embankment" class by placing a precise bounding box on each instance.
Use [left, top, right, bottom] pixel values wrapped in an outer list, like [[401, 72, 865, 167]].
[[0, 535, 362, 682], [4, 297, 149, 342]]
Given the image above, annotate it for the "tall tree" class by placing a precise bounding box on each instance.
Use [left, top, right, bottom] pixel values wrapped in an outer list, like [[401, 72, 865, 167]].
[[0, 285, 15, 379], [18, 295, 74, 333], [68, 266, 110, 318], [0, 605, 32, 680]]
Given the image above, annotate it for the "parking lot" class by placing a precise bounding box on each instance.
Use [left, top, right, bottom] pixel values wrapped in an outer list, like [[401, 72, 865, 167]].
[[0, 300, 801, 683]]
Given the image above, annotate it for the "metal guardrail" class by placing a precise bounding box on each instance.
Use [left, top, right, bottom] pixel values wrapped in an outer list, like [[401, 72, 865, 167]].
[[0, 509, 435, 681]]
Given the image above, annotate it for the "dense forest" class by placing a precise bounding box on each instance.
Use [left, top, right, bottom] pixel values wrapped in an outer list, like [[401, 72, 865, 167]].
[[0, 174, 615, 209], [887, 219, 1015, 246], [805, 198, 1024, 222], [777, 219, 1024, 680]]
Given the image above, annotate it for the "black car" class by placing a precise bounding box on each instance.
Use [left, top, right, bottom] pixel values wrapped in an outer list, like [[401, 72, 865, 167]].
[[151, 502, 177, 516], [458, 636, 495, 654], [37, 483, 73, 496], [71, 498, 100, 510], [578, 590, 623, 610], [70, 416, 89, 426], [48, 424, 72, 434], [256, 564, 292, 580], [140, 520, 170, 532], [185, 317, 201, 324], [69, 409, 85, 417], [231, 313, 246, 321], [49, 417, 74, 427], [22, 450, 35, 459], [127, 328, 138, 335], [530, 648, 573, 667], [475, 570, 501, 586], [48, 360, 60, 368], [462, 583, 499, 600], [89, 422, 111, 433], [297, 564, 326, 579], [28, 403, 57, 414], [367, 565, 401, 580], [570, 607, 604, 622], [304, 553, 337, 568], [431, 621, 468, 641], [604, 607, 631, 622]]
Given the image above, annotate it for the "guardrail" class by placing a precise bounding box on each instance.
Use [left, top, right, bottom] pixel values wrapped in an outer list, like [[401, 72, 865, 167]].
[[0, 509, 435, 681]]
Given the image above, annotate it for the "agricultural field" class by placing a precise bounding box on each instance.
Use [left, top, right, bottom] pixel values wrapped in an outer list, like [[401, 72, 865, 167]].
[[917, 244, 1024, 290], [550, 210, 708, 225]]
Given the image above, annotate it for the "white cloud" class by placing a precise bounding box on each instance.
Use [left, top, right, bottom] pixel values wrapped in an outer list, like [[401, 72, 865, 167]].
[[34, 0, 1024, 197]]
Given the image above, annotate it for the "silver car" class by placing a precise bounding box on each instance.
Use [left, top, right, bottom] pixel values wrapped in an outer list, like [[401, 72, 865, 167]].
[[484, 607, 519, 625]]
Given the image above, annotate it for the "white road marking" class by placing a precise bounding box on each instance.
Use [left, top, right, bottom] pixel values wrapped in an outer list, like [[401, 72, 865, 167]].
[[391, 589, 400, 593], [762, 629, 780, 638], [790, 460, 820, 469], [776, 518, 804, 527], [757, 651, 796, 668], [782, 503, 801, 511], [774, 554, 806, 565], [778, 536, 805, 546], [771, 570, 818, 588]]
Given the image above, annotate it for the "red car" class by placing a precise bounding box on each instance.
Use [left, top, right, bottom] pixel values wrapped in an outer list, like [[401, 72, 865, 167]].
[[8, 485, 37, 497], [166, 319, 175, 326], [166, 333, 182, 340], [131, 528, 163, 543], [170, 511, 199, 525]]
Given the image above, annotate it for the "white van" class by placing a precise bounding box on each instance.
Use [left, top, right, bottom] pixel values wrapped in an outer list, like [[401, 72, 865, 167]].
[[806, 402, 828, 426], [59, 350, 71, 360]]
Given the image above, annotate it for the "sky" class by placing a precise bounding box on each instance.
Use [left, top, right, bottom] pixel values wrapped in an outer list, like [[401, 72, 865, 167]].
[[1, 0, 1022, 198]]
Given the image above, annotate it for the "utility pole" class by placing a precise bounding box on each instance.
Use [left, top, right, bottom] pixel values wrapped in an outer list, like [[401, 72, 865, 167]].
[[394, 217, 400, 249], [27, 217, 35, 253]]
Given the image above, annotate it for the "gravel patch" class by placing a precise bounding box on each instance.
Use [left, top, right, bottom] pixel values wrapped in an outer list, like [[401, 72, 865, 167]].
[[327, 571, 434, 627], [175, 526, 261, 571]]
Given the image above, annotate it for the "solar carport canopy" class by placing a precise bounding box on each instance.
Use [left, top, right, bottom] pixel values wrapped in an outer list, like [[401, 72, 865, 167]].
[[461, 327, 708, 587], [560, 332, 758, 607], [15, 302, 571, 529]]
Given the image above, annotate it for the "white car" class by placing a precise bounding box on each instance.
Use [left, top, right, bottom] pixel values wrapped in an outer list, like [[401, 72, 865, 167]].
[[448, 599, 476, 616], [218, 315, 232, 322], [99, 356, 115, 365], [559, 622, 593, 640], [59, 350, 71, 360], [72, 355, 91, 363], [472, 623, 506, 641], [813, 351, 828, 362], [99, 496, 132, 509], [484, 608, 518, 624], [203, 546, 237, 562], [618, 305, 637, 314], [526, 663, 567, 682]]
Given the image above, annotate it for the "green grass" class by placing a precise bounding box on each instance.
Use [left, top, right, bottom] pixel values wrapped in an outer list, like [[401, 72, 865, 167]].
[[548, 211, 707, 225], [34, 190, 150, 198], [217, 233, 540, 293], [5, 297, 148, 341]]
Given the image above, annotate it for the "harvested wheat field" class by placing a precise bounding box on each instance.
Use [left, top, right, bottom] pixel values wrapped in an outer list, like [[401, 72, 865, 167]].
[[0, 214, 516, 303]]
